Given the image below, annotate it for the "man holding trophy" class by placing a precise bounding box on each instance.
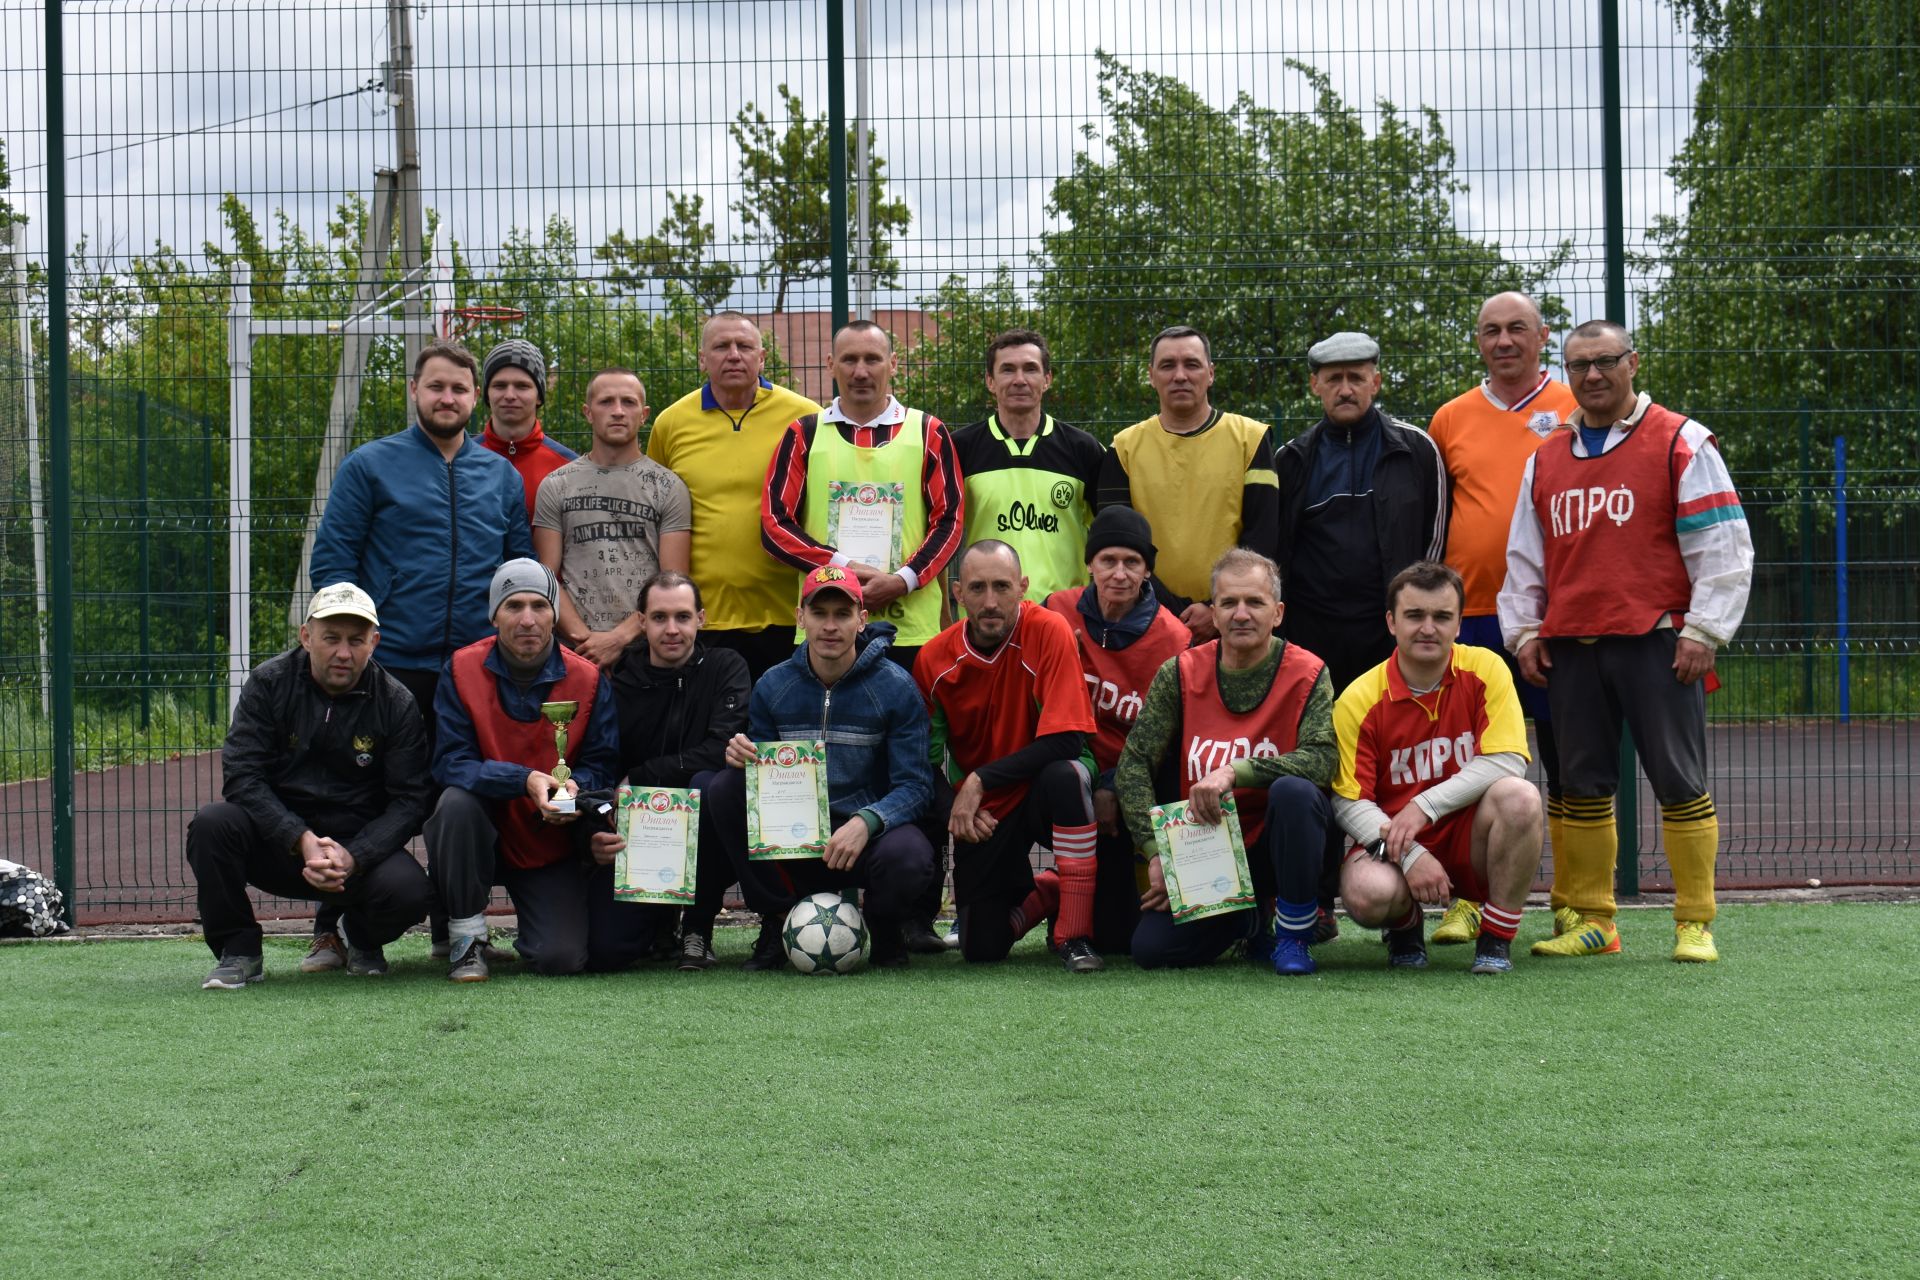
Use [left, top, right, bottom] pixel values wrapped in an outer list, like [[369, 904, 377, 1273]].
[[425, 559, 646, 980]]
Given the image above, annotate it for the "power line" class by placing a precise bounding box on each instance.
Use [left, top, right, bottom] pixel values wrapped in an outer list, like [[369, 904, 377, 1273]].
[[15, 79, 382, 173]]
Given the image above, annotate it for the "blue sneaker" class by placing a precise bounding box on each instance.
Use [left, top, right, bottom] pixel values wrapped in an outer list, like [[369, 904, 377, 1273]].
[[1271, 934, 1316, 976]]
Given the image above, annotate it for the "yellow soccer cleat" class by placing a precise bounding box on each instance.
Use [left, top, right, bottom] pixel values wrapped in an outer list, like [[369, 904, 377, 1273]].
[[1431, 899, 1482, 945], [1672, 921, 1719, 963], [1552, 906, 1585, 937], [1530, 916, 1621, 957]]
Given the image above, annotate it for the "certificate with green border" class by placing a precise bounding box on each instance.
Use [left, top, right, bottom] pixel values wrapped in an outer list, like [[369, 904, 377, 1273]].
[[613, 785, 700, 905], [1151, 794, 1256, 924], [825, 479, 904, 570], [745, 739, 829, 860]]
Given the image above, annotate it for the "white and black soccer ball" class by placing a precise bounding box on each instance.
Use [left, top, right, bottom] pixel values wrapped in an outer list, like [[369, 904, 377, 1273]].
[[782, 891, 868, 974]]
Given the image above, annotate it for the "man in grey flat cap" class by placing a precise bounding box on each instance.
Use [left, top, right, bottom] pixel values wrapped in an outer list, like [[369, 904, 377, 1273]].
[[1275, 331, 1448, 695], [1275, 331, 1448, 940], [424, 558, 653, 981]]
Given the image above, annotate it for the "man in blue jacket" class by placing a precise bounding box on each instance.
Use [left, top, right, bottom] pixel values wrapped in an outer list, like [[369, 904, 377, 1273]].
[[704, 566, 937, 970], [308, 339, 532, 966]]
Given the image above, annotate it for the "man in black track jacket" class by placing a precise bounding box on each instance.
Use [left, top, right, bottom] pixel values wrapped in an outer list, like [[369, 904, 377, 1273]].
[[611, 571, 751, 970], [188, 583, 434, 989]]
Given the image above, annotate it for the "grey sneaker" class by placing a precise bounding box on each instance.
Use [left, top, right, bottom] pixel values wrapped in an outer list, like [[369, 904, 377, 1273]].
[[1059, 936, 1105, 973], [676, 931, 716, 972], [202, 953, 264, 990], [447, 935, 491, 983], [338, 919, 388, 976], [301, 931, 346, 973], [432, 937, 516, 964], [1469, 935, 1514, 975]]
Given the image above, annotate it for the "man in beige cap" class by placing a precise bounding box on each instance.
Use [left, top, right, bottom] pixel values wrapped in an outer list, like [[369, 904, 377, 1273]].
[[189, 583, 434, 989]]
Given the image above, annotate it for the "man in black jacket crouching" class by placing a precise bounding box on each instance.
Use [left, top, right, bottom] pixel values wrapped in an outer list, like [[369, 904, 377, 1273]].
[[189, 583, 434, 989]]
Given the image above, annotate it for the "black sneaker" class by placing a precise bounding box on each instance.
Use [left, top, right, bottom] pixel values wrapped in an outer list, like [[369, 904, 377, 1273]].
[[742, 919, 788, 972], [1387, 923, 1429, 969], [447, 935, 491, 983], [1059, 936, 1105, 973], [339, 919, 388, 976], [431, 938, 516, 964], [1312, 906, 1341, 946], [676, 931, 716, 972], [901, 917, 947, 954], [869, 920, 910, 968], [201, 953, 263, 990], [1469, 935, 1514, 975]]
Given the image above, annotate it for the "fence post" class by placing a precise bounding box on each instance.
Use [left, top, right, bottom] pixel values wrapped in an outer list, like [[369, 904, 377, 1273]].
[[45, 0, 76, 924], [1835, 436, 1849, 724], [137, 390, 151, 728], [1600, 0, 1639, 895], [1798, 400, 1813, 712], [826, 0, 850, 331]]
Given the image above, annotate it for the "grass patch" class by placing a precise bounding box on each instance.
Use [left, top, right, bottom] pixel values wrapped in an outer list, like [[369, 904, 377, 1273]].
[[2, 903, 1916, 1277]]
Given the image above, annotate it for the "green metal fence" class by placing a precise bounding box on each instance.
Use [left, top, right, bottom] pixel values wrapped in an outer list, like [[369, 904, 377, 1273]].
[[0, 0, 1913, 922]]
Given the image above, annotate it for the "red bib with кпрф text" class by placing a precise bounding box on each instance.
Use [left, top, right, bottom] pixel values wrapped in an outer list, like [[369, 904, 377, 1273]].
[[1531, 402, 1694, 639], [449, 637, 601, 869], [1176, 639, 1324, 845], [1045, 588, 1191, 773]]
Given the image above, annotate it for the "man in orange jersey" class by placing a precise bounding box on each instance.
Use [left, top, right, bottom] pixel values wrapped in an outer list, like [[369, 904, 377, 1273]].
[[1332, 561, 1542, 974], [1426, 292, 1578, 947], [917, 541, 1103, 972]]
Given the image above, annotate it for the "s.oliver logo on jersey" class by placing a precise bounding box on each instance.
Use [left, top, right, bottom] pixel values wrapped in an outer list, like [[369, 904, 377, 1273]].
[[1082, 673, 1144, 724], [1187, 736, 1281, 780], [996, 501, 1061, 534], [1547, 485, 1636, 537], [1389, 733, 1479, 787]]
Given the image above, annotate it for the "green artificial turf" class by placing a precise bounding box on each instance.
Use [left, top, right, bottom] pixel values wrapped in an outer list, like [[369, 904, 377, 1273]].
[[3, 903, 1914, 1278]]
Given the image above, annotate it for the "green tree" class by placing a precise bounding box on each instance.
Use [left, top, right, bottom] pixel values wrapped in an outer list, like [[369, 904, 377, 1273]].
[[1033, 53, 1567, 438], [730, 83, 911, 314], [596, 192, 737, 314], [1638, 0, 1919, 490], [893, 268, 1035, 423]]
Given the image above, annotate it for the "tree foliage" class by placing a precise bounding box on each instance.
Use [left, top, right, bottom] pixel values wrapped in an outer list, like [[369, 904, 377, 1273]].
[[1639, 0, 1919, 488], [596, 191, 737, 314], [894, 54, 1566, 440], [730, 84, 911, 314]]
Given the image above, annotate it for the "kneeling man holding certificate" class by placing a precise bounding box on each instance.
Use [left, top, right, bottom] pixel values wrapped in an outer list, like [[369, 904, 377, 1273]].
[[704, 567, 936, 970], [1331, 561, 1542, 975], [425, 559, 644, 980], [1115, 548, 1338, 973]]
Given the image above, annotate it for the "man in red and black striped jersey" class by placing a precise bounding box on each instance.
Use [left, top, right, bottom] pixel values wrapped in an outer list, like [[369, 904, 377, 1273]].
[[915, 540, 1104, 972], [1333, 561, 1543, 975], [760, 320, 964, 677]]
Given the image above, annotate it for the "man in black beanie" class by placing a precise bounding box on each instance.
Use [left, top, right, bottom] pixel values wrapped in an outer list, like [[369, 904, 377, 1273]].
[[1041, 506, 1193, 952]]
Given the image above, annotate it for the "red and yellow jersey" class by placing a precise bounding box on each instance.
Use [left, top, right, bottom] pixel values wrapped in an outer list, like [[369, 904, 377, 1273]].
[[915, 601, 1096, 819], [1428, 376, 1578, 617], [1332, 644, 1529, 814]]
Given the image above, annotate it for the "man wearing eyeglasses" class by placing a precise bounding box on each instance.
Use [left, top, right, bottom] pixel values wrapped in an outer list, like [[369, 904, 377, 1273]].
[[1499, 319, 1753, 963]]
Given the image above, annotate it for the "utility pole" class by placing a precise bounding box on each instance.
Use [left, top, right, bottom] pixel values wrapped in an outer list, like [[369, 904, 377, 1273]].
[[388, 0, 428, 387]]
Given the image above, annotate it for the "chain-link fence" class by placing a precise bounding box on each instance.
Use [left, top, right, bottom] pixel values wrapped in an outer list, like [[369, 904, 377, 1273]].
[[1, 0, 1913, 921]]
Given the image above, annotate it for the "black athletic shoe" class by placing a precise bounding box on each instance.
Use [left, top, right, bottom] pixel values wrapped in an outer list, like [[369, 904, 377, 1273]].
[[1387, 923, 1429, 969], [901, 917, 947, 954], [1312, 906, 1341, 946], [869, 921, 911, 968], [676, 931, 716, 972], [742, 919, 788, 972], [1059, 936, 1105, 973], [1469, 935, 1514, 975]]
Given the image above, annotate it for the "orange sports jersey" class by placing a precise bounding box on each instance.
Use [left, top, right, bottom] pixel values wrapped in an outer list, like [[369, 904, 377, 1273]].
[[1428, 376, 1579, 616], [915, 601, 1096, 819], [1332, 644, 1530, 816]]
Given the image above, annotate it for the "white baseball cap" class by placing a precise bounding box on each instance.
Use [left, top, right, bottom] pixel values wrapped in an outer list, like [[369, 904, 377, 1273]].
[[307, 582, 380, 626]]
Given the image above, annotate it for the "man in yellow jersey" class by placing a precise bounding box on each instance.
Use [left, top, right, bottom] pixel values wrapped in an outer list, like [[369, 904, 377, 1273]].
[[953, 329, 1104, 605], [648, 312, 821, 680], [1095, 326, 1279, 645], [1426, 293, 1578, 947]]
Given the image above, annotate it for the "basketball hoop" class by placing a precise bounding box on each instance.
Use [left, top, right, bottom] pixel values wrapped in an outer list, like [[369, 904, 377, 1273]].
[[444, 304, 527, 339]]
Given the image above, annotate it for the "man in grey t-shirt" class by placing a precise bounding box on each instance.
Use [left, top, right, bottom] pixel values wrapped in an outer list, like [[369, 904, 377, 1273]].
[[533, 368, 693, 667]]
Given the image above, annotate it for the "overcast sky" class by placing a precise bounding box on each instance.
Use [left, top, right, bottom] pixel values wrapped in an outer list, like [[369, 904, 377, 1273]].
[[0, 0, 1702, 322]]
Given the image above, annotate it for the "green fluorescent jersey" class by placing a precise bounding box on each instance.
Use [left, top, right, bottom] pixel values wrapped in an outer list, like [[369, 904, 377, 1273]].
[[952, 414, 1106, 603]]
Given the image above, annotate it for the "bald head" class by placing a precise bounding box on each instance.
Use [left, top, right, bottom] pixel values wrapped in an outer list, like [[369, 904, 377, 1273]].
[[1476, 292, 1551, 391]]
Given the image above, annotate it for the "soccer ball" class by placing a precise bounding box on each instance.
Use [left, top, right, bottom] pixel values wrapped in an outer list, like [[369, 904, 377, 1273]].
[[782, 892, 868, 974]]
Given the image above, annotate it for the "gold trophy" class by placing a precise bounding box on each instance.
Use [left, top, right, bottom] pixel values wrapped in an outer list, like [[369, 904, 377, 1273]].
[[541, 700, 579, 814]]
